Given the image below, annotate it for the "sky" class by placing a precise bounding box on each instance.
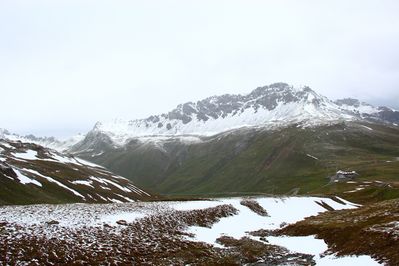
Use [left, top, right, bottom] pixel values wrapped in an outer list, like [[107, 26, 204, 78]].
[[1, 0, 399, 138]]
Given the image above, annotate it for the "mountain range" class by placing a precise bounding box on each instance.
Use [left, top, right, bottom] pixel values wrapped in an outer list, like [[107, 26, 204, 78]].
[[65, 83, 399, 203], [1, 83, 398, 203], [79, 83, 398, 146]]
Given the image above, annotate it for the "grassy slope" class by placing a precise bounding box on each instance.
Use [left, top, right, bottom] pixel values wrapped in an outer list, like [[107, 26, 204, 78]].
[[82, 122, 399, 203]]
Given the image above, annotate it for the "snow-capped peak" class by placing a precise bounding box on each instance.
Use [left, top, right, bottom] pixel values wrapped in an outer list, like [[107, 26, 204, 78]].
[[84, 83, 399, 146]]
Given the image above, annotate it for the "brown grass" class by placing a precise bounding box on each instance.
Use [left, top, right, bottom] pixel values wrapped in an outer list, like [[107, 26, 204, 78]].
[[240, 198, 269, 216], [279, 198, 399, 265]]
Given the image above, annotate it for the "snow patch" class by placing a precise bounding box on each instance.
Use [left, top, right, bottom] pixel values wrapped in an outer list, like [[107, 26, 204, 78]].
[[267, 235, 381, 265], [344, 187, 365, 193], [71, 180, 94, 188], [14, 169, 42, 187], [306, 153, 319, 160], [186, 197, 357, 245], [89, 176, 131, 192], [74, 157, 105, 169], [12, 150, 38, 161], [114, 194, 135, 203], [361, 125, 373, 131], [171, 200, 222, 211], [24, 169, 85, 199]]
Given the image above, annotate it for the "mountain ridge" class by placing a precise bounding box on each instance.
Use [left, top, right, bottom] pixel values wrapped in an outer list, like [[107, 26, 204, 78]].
[[66, 83, 399, 200], [86, 83, 399, 146], [0, 129, 84, 152]]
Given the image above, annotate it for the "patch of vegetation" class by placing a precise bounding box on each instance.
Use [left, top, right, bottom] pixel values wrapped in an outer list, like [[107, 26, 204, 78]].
[[216, 236, 315, 265], [240, 198, 269, 216]]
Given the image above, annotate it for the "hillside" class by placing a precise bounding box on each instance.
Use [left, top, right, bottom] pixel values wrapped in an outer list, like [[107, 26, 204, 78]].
[[0, 139, 154, 205], [67, 84, 399, 202], [72, 121, 399, 203]]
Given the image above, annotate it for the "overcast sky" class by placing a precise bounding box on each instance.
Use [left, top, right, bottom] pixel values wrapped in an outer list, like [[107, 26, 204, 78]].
[[1, 0, 399, 138]]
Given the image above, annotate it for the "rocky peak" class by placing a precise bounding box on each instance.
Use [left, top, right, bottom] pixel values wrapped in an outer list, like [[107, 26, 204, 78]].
[[150, 83, 326, 125], [334, 98, 361, 107], [86, 83, 398, 147]]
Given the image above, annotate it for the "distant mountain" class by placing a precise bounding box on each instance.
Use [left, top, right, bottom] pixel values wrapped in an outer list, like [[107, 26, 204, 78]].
[[79, 83, 398, 147], [69, 83, 399, 201], [334, 98, 399, 124], [0, 129, 84, 152], [0, 138, 154, 205]]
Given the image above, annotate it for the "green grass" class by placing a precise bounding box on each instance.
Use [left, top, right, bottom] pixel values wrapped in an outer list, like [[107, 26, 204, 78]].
[[80, 122, 399, 203]]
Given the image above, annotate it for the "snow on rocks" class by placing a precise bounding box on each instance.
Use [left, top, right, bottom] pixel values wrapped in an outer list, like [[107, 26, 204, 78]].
[[0, 202, 244, 265], [184, 197, 379, 264], [0, 196, 384, 265], [170, 200, 222, 211], [185, 197, 357, 246]]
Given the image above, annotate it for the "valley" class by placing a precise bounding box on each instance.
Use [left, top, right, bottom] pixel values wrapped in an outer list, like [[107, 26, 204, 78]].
[[1, 84, 398, 265], [73, 121, 399, 204], [2, 0, 398, 264]]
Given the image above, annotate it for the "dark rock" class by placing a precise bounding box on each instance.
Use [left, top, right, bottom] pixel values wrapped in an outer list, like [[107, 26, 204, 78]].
[[116, 220, 128, 226], [46, 220, 60, 225], [0, 162, 17, 179]]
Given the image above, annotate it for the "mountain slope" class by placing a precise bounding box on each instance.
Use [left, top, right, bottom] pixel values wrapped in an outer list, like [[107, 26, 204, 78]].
[[0, 139, 154, 205], [73, 121, 399, 203], [70, 83, 399, 201]]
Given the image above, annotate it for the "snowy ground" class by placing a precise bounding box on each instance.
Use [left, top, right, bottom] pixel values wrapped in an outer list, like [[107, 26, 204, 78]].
[[0, 196, 382, 265], [181, 197, 379, 265]]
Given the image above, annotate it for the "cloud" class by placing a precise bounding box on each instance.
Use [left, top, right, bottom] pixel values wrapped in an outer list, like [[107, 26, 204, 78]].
[[1, 0, 398, 136]]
